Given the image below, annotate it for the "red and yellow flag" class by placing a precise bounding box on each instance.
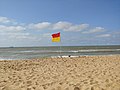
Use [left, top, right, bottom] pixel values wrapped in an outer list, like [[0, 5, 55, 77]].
[[52, 32, 60, 42]]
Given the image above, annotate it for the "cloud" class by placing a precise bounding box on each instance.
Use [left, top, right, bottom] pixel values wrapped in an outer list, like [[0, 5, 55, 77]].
[[64, 24, 89, 31], [0, 32, 29, 36], [28, 22, 51, 30], [10, 34, 36, 40], [1, 16, 117, 46], [28, 21, 89, 32], [96, 34, 111, 37], [0, 25, 26, 32], [82, 27, 105, 34], [0, 31, 39, 43], [52, 21, 72, 30], [0, 31, 30, 38], [43, 33, 52, 38], [0, 17, 38, 42], [0, 16, 14, 24]]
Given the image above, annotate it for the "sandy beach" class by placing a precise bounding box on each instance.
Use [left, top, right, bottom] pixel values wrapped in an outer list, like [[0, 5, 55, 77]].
[[0, 55, 120, 90]]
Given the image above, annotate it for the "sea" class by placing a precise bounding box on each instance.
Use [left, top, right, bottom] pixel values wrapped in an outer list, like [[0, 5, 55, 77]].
[[0, 45, 120, 60]]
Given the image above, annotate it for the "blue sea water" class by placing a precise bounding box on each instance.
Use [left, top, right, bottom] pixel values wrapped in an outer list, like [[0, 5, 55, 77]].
[[0, 45, 120, 60]]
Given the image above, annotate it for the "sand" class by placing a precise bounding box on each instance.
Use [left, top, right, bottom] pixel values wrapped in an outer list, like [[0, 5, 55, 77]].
[[0, 55, 120, 90]]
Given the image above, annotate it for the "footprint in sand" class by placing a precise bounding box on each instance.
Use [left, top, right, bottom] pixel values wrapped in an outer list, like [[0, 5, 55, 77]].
[[49, 86, 81, 90], [74, 87, 80, 90]]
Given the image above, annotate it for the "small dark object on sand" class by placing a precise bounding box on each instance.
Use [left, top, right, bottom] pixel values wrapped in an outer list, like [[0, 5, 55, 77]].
[[74, 87, 80, 90]]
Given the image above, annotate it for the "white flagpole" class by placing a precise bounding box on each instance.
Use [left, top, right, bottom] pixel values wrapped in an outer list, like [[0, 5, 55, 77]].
[[59, 32, 61, 57], [60, 42, 61, 57]]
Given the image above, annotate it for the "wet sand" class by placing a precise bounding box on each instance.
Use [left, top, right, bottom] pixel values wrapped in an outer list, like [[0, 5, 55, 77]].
[[0, 55, 120, 90]]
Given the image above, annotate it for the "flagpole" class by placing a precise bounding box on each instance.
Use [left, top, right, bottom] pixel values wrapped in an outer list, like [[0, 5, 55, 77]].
[[59, 33, 61, 57], [59, 41, 61, 57]]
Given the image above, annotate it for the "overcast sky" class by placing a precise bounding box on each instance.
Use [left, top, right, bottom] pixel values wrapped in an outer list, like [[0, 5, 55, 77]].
[[0, 0, 120, 47]]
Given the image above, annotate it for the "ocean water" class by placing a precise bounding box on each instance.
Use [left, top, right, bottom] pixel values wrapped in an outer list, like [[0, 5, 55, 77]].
[[0, 45, 120, 60]]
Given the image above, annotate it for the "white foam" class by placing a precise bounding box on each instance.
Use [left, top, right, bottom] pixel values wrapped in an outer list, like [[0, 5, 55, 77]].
[[51, 55, 79, 58], [0, 58, 13, 60]]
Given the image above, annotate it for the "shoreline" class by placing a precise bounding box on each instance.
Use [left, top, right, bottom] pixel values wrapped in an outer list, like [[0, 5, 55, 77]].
[[0, 55, 120, 90], [0, 54, 120, 61]]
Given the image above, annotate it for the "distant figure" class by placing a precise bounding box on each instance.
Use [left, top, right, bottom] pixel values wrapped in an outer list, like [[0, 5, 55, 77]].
[[68, 55, 71, 57]]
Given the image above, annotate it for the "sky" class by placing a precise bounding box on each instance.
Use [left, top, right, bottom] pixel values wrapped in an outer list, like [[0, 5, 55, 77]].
[[0, 0, 120, 47]]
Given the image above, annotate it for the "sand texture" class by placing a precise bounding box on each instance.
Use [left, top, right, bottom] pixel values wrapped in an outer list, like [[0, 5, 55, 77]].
[[0, 55, 120, 90]]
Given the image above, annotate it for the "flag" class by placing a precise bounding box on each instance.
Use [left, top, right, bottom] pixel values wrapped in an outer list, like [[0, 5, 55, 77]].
[[52, 32, 60, 42]]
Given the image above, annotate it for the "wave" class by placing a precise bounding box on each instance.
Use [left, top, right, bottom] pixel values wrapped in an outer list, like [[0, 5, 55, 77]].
[[77, 49, 120, 52], [16, 49, 120, 53], [48, 49, 120, 53], [0, 57, 14, 60], [0, 48, 120, 60]]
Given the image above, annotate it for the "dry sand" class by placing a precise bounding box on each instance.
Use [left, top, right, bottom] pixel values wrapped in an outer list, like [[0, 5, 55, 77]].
[[0, 55, 120, 90]]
